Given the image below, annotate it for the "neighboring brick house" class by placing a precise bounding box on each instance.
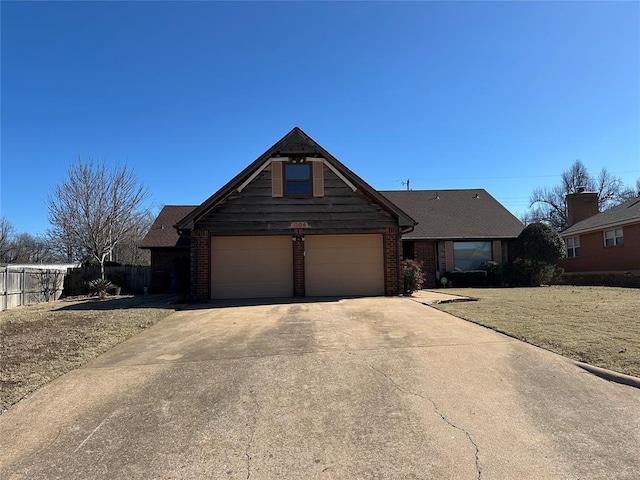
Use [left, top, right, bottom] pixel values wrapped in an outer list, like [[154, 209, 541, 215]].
[[161, 127, 416, 300], [140, 205, 195, 294], [381, 189, 524, 287], [559, 191, 640, 285]]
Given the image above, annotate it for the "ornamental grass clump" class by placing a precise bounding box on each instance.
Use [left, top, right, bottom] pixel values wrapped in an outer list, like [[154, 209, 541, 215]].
[[87, 278, 114, 298]]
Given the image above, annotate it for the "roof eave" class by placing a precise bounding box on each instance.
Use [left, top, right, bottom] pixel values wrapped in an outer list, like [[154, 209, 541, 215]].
[[402, 235, 520, 240], [561, 218, 640, 237]]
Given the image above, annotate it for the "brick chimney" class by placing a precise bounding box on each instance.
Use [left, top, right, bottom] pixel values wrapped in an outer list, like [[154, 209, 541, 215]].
[[566, 187, 599, 227]]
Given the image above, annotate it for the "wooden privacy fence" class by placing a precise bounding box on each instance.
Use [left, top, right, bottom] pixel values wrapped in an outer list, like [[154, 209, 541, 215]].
[[64, 265, 150, 296], [1, 267, 66, 311]]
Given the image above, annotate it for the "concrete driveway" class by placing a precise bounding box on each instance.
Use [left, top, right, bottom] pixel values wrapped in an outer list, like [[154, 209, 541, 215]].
[[1, 297, 639, 479]]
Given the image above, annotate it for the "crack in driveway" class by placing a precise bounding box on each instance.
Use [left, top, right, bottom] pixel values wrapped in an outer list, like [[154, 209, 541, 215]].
[[244, 385, 260, 479], [347, 351, 483, 480]]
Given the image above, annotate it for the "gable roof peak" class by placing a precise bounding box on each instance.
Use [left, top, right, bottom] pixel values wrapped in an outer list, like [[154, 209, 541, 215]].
[[176, 128, 416, 230]]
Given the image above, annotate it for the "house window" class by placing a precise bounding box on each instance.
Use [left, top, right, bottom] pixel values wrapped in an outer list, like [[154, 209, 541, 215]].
[[566, 236, 580, 258], [604, 228, 623, 247], [284, 163, 311, 196], [453, 241, 492, 270]]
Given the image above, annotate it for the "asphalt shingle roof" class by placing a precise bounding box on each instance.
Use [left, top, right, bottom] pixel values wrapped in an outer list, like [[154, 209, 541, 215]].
[[140, 205, 196, 248], [380, 189, 524, 240], [562, 197, 640, 236]]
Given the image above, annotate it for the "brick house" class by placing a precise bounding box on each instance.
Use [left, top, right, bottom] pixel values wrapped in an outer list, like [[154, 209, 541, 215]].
[[381, 189, 524, 287], [559, 190, 640, 284], [147, 127, 416, 300]]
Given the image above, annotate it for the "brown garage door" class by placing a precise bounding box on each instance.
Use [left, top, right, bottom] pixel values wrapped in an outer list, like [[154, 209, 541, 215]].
[[305, 234, 384, 297], [211, 236, 293, 299]]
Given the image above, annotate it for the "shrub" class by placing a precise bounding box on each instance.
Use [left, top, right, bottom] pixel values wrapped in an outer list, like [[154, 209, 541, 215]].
[[515, 222, 565, 264], [402, 259, 426, 294], [514, 223, 566, 286], [502, 261, 529, 286], [481, 261, 502, 286], [504, 259, 563, 286], [447, 270, 487, 287]]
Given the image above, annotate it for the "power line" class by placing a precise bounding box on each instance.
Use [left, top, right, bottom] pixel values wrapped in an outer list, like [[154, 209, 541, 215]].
[[398, 170, 639, 182]]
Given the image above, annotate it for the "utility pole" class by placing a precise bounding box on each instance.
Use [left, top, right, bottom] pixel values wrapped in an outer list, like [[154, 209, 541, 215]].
[[401, 179, 410, 191]]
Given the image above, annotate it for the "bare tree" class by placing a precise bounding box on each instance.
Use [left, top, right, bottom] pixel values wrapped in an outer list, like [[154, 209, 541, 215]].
[[45, 226, 84, 263], [528, 160, 638, 231], [111, 209, 154, 266], [47, 159, 148, 278], [11, 233, 52, 263], [0, 217, 16, 264]]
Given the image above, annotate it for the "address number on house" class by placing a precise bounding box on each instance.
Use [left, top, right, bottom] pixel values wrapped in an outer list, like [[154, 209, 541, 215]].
[[290, 222, 310, 229]]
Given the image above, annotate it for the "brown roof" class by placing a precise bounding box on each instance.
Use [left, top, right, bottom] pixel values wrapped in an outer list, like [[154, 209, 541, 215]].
[[380, 189, 524, 240], [175, 127, 416, 231], [140, 205, 197, 248], [561, 196, 640, 237]]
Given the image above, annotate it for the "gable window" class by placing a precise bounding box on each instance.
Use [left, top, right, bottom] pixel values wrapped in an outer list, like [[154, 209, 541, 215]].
[[604, 228, 623, 247], [566, 236, 580, 258], [453, 241, 492, 270], [284, 163, 311, 196]]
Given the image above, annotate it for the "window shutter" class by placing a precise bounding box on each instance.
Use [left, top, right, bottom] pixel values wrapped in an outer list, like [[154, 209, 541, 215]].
[[445, 241, 454, 272], [272, 161, 283, 197], [492, 240, 501, 264], [312, 162, 324, 197]]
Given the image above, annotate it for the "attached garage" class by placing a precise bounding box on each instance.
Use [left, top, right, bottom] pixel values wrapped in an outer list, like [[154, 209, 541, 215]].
[[305, 234, 384, 297], [210, 236, 293, 299], [175, 127, 416, 301]]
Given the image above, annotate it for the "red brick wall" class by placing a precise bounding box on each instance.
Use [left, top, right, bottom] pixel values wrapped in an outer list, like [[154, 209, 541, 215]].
[[557, 271, 640, 287], [566, 192, 599, 227], [560, 223, 640, 272], [412, 240, 438, 288], [384, 227, 401, 295], [191, 229, 210, 300], [293, 236, 305, 297]]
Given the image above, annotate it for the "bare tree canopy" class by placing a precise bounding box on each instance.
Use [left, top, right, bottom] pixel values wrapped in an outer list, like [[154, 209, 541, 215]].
[[10, 233, 52, 263], [0, 218, 63, 264], [0, 217, 16, 263], [47, 159, 149, 278], [527, 160, 638, 231]]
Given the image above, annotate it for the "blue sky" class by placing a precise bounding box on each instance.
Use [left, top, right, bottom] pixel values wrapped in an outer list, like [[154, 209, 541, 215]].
[[2, 1, 639, 235]]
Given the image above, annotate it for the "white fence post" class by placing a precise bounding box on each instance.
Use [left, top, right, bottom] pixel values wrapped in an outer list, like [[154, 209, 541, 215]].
[[1, 267, 6, 311], [21, 269, 26, 307]]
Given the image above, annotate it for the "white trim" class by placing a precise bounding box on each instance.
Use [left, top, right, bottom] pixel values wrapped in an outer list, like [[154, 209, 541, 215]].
[[237, 157, 289, 192], [565, 235, 580, 258], [562, 219, 638, 237], [603, 227, 624, 247], [320, 159, 357, 192]]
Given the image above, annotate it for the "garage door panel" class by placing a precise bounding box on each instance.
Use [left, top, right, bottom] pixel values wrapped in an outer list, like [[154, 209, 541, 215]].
[[305, 234, 384, 297], [211, 236, 292, 299]]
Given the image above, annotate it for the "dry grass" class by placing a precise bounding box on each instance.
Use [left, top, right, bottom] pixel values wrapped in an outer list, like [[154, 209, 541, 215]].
[[0, 295, 178, 412], [433, 286, 640, 378]]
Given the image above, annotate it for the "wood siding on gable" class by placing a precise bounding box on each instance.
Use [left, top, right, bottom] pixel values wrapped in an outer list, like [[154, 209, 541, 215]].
[[312, 161, 324, 197], [196, 165, 396, 234]]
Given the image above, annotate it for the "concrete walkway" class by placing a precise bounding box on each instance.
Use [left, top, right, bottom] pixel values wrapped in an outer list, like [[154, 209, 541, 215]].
[[1, 297, 639, 479]]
